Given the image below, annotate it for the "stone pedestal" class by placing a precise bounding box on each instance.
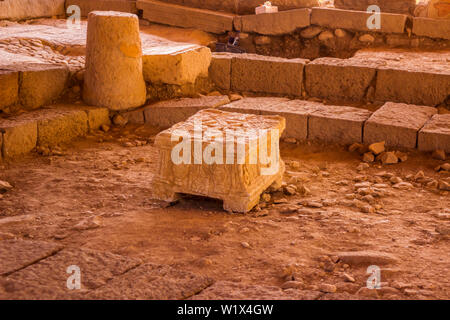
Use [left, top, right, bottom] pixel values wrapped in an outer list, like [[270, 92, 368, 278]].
[[151, 109, 286, 213], [83, 11, 146, 110]]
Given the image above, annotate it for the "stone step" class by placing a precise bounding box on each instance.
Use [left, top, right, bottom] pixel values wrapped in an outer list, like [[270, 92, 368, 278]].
[[216, 97, 449, 151], [209, 50, 450, 107], [136, 0, 235, 34], [333, 0, 416, 15], [66, 0, 138, 17], [0, 104, 110, 159], [0, 0, 65, 21], [412, 17, 450, 40]]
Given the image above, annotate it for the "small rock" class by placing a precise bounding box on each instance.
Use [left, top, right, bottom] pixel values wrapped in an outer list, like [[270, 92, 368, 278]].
[[336, 251, 399, 266], [113, 114, 128, 127], [440, 163, 450, 171], [369, 141, 385, 155], [348, 143, 366, 154], [284, 184, 297, 196], [393, 182, 413, 190], [319, 284, 337, 293], [438, 181, 450, 191], [394, 151, 408, 162], [343, 273, 356, 283], [241, 241, 251, 248], [281, 281, 303, 290], [389, 176, 402, 184], [356, 287, 379, 298], [72, 216, 102, 231], [414, 171, 425, 181], [300, 200, 323, 208], [378, 152, 398, 165], [359, 34, 375, 43], [100, 124, 110, 132], [334, 28, 347, 38], [432, 149, 446, 160], [300, 26, 322, 38], [0, 180, 13, 193], [363, 152, 375, 163], [318, 30, 334, 41], [357, 163, 370, 171], [229, 93, 243, 101], [361, 205, 375, 213], [261, 193, 271, 202]]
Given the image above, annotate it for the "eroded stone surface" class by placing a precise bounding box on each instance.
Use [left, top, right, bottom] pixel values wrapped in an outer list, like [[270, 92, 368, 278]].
[[137, 0, 235, 34], [0, 0, 65, 21], [66, 0, 138, 17], [143, 45, 211, 85], [0, 117, 37, 159], [219, 97, 289, 115], [144, 96, 230, 129], [412, 17, 450, 40], [309, 104, 372, 144], [311, 7, 407, 34], [334, 0, 416, 15], [83, 11, 147, 110], [86, 263, 213, 299], [0, 70, 19, 111], [236, 8, 310, 35], [418, 114, 450, 153], [209, 53, 233, 91], [305, 58, 377, 103], [190, 281, 322, 300], [151, 109, 285, 213], [231, 54, 307, 96], [6, 247, 141, 291], [0, 239, 62, 276], [364, 102, 437, 149]]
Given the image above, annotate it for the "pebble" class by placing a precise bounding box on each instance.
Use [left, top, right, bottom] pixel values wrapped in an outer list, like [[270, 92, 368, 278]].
[[300, 26, 323, 38], [363, 152, 375, 163], [319, 284, 337, 293], [438, 181, 450, 191], [361, 205, 375, 213], [394, 151, 408, 162], [0, 180, 13, 193], [343, 273, 355, 283], [348, 143, 366, 154], [281, 281, 303, 290], [318, 30, 334, 41], [378, 152, 398, 164], [300, 200, 323, 208], [241, 241, 251, 248], [72, 216, 102, 231], [369, 141, 385, 155], [393, 182, 413, 190], [357, 163, 370, 171], [261, 193, 271, 202], [113, 114, 128, 127], [389, 176, 402, 184]]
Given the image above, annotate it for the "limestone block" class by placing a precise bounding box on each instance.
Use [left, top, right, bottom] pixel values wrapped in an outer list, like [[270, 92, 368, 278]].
[[236, 9, 311, 35], [0, 70, 18, 111], [364, 102, 437, 149], [418, 114, 450, 153], [121, 108, 145, 124], [37, 109, 88, 147], [305, 58, 376, 102], [19, 64, 69, 110], [83, 11, 147, 111], [237, 0, 319, 14], [0, 117, 37, 159], [334, 0, 416, 15], [219, 97, 289, 115], [143, 46, 211, 85], [83, 106, 111, 130], [412, 18, 450, 40], [375, 68, 450, 106], [144, 96, 230, 129], [209, 53, 233, 90], [231, 54, 307, 96], [309, 105, 372, 144], [151, 109, 285, 213], [137, 0, 235, 34], [0, 0, 65, 21], [66, 0, 138, 17], [311, 8, 407, 33]]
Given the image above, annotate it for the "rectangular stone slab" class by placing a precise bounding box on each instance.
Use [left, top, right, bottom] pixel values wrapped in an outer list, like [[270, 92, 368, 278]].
[[364, 102, 437, 149], [143, 45, 211, 85], [0, 117, 38, 159], [0, 240, 62, 276], [418, 114, 450, 153], [19, 63, 69, 110], [334, 0, 416, 15], [309, 104, 372, 144], [231, 54, 307, 96], [235, 8, 311, 35], [311, 7, 407, 33], [0, 0, 65, 20], [151, 108, 286, 213], [85, 263, 213, 300], [144, 96, 230, 129], [82, 106, 111, 131], [412, 18, 450, 40], [137, 0, 235, 34], [209, 53, 233, 90], [305, 58, 377, 103], [0, 70, 19, 111], [219, 97, 289, 115], [66, 0, 138, 17], [36, 108, 89, 147]]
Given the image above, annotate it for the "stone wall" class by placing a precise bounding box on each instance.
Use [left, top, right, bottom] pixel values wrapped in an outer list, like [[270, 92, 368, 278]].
[[0, 0, 65, 20], [159, 0, 319, 14]]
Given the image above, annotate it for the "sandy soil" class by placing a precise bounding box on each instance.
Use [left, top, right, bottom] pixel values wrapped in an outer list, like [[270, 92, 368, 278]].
[[0, 124, 448, 300]]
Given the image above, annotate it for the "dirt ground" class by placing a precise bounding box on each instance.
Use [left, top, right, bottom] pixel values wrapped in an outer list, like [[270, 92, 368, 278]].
[[0, 123, 449, 300]]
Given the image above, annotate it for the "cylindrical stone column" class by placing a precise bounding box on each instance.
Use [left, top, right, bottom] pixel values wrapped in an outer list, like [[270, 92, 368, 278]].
[[83, 11, 147, 110]]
